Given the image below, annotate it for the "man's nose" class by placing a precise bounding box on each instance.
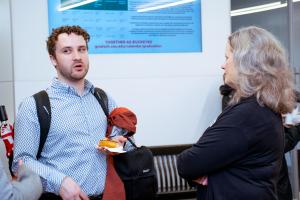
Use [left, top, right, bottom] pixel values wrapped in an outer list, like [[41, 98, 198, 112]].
[[73, 50, 81, 60]]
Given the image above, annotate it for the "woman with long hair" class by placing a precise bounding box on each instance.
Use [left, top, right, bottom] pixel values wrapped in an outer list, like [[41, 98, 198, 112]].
[[177, 26, 295, 200]]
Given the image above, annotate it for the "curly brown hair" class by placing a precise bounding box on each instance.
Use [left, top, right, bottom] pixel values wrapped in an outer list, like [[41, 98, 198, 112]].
[[46, 25, 90, 57]]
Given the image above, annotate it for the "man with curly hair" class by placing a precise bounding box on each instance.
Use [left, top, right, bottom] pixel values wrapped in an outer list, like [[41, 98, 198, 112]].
[[12, 25, 127, 200]]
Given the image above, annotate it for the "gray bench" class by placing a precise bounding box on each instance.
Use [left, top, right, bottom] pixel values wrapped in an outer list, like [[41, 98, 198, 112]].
[[149, 144, 197, 200]]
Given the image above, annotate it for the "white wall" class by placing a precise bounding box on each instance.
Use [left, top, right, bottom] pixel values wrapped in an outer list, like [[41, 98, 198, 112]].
[[0, 0, 14, 124], [10, 0, 230, 146]]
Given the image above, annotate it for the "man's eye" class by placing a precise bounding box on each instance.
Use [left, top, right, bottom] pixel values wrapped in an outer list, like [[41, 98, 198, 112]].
[[79, 48, 86, 52], [63, 49, 71, 54]]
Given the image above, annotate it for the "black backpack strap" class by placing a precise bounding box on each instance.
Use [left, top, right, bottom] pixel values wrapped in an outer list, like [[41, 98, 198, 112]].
[[33, 90, 51, 159], [93, 87, 137, 148], [93, 87, 109, 117]]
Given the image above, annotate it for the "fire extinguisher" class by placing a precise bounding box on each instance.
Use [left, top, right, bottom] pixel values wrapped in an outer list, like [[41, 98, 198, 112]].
[[0, 105, 14, 158]]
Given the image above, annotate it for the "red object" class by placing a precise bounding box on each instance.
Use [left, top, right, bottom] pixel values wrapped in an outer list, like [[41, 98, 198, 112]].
[[102, 156, 126, 200], [106, 107, 137, 137], [1, 123, 14, 157], [102, 107, 137, 200]]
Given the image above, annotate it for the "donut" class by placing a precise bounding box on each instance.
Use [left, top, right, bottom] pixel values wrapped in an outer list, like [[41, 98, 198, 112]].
[[98, 138, 119, 148]]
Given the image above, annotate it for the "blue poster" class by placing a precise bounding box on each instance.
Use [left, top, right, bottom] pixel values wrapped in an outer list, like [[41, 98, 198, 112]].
[[48, 0, 202, 54]]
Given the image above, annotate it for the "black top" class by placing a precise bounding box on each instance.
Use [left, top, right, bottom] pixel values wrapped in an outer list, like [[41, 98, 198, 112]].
[[177, 97, 284, 200]]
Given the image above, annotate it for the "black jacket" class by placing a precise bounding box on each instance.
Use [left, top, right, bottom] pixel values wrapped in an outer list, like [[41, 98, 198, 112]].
[[277, 126, 300, 200], [177, 97, 284, 200], [218, 84, 300, 200]]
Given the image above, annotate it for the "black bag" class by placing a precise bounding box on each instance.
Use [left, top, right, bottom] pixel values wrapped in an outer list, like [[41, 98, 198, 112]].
[[96, 91, 158, 200], [113, 142, 157, 200]]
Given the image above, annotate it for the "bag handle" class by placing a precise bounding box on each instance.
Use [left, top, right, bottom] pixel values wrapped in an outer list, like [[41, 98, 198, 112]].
[[126, 137, 138, 148]]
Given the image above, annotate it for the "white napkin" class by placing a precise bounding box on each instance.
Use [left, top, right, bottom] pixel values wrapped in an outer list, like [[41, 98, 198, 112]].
[[284, 105, 300, 125]]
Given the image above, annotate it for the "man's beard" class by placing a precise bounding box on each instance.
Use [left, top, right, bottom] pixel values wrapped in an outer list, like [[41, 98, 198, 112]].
[[58, 64, 89, 82]]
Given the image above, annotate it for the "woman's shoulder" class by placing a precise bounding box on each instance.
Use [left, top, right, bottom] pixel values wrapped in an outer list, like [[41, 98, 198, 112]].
[[220, 96, 280, 125], [230, 96, 275, 115]]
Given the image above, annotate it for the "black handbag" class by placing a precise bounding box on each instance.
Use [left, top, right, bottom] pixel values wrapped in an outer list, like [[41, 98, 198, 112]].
[[94, 92, 157, 199], [113, 139, 158, 200]]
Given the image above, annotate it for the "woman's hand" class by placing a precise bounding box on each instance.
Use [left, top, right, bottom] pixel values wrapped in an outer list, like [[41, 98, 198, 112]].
[[193, 176, 208, 186]]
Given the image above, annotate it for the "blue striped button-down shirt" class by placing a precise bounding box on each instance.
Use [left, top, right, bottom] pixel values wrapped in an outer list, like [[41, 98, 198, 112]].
[[13, 78, 117, 195]]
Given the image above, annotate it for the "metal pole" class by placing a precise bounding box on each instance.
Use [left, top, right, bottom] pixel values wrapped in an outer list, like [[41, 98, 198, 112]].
[[9, 0, 16, 120], [287, 0, 299, 199], [291, 149, 299, 200]]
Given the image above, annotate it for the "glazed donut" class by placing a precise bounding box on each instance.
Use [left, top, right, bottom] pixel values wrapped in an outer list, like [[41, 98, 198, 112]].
[[98, 138, 119, 148]]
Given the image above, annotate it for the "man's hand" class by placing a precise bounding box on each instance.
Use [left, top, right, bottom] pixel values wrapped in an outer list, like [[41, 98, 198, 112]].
[[97, 136, 127, 155], [112, 135, 127, 145], [59, 176, 88, 200]]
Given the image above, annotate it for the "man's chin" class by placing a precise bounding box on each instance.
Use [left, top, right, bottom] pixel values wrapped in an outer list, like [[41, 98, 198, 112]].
[[72, 70, 88, 79], [73, 75, 86, 81]]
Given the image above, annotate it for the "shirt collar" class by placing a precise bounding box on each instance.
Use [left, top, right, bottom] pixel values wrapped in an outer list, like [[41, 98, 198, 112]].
[[51, 78, 94, 96]]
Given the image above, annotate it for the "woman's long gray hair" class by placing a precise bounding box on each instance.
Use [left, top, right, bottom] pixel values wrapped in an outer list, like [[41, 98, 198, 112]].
[[228, 26, 295, 114]]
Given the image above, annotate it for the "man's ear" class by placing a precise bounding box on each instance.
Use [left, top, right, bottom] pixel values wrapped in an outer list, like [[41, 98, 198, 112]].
[[50, 55, 57, 67]]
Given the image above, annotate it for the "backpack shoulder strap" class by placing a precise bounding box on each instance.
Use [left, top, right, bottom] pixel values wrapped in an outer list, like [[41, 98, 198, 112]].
[[93, 87, 109, 117], [33, 90, 51, 159]]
